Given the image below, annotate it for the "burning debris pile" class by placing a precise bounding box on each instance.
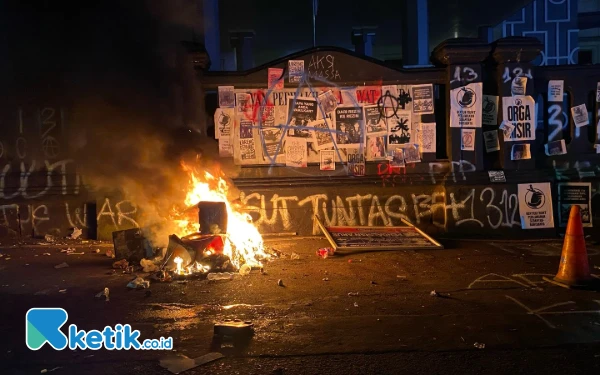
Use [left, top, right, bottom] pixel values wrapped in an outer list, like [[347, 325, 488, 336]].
[[112, 162, 271, 281]]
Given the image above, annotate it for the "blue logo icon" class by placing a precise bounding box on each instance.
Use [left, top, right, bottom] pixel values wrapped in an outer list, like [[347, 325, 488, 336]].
[[26, 308, 69, 350]]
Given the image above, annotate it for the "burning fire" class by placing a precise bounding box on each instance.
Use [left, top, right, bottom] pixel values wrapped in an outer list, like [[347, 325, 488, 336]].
[[172, 162, 268, 269]]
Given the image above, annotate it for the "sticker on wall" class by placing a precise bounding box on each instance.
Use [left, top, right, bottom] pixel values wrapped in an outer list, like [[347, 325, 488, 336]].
[[418, 123, 436, 154], [518, 182, 554, 229], [571, 104, 589, 127], [287, 98, 317, 139], [218, 86, 235, 108], [364, 105, 387, 136], [482, 95, 498, 125], [389, 148, 405, 168], [239, 119, 254, 139], [501, 96, 536, 141], [396, 85, 413, 111], [511, 143, 531, 161], [268, 68, 284, 90], [558, 182, 593, 227], [260, 127, 285, 160], [450, 82, 482, 128], [317, 90, 338, 114], [511, 76, 527, 95], [285, 138, 307, 168], [367, 135, 387, 161], [483, 130, 500, 152], [488, 171, 506, 183], [335, 106, 365, 147], [218, 138, 233, 157], [320, 150, 335, 171], [310, 119, 335, 150], [461, 129, 475, 151], [411, 84, 434, 115], [214, 107, 234, 140], [239, 138, 257, 162], [235, 92, 252, 116], [387, 110, 412, 145], [499, 121, 515, 140], [346, 150, 366, 176], [402, 144, 421, 163], [548, 80, 564, 102], [544, 139, 567, 156], [288, 60, 305, 83], [596, 82, 600, 102]]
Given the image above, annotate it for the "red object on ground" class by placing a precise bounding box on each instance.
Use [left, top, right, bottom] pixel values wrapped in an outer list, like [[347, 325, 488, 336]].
[[316, 248, 335, 258]]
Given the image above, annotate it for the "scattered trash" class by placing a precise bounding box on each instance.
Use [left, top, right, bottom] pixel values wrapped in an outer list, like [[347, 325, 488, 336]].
[[353, 302, 359, 307], [160, 352, 224, 374], [69, 227, 82, 240], [322, 277, 329, 281], [34, 289, 53, 296], [95, 287, 110, 302], [207, 272, 235, 281], [595, 265, 600, 270], [5, 258, 10, 261], [0, 254, 3, 258], [127, 277, 150, 289], [290, 252, 300, 260], [396, 275, 407, 281], [430, 290, 439, 297], [40, 367, 61, 374], [25, 264, 29, 266], [370, 281, 378, 285], [67, 252, 85, 255], [214, 320, 254, 338], [106, 249, 115, 258], [460, 336, 465, 343], [95, 249, 100, 253], [112, 259, 129, 269], [54, 262, 69, 269], [316, 248, 335, 259], [140, 258, 159, 273], [44, 234, 55, 243], [348, 292, 359, 296], [43, 253, 51, 256], [59, 289, 67, 293], [474, 342, 485, 349], [239, 264, 252, 276], [277, 279, 284, 287]]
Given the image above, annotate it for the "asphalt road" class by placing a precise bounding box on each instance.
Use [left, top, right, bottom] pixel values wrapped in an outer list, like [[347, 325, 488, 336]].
[[1, 237, 599, 374]]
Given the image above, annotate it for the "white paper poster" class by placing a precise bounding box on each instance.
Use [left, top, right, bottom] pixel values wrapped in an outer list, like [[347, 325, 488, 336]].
[[346, 150, 366, 176], [381, 85, 399, 102], [285, 138, 307, 168], [214, 108, 234, 139], [502, 96, 536, 141], [483, 130, 500, 152], [218, 86, 235, 108], [320, 150, 335, 171], [571, 104, 589, 127], [548, 80, 564, 102], [288, 60, 304, 83], [461, 129, 475, 151], [367, 135, 387, 161], [218, 138, 233, 157], [450, 83, 482, 128], [419, 123, 436, 153], [518, 182, 554, 229], [499, 121, 515, 141], [482, 95, 498, 125], [411, 84, 434, 115]]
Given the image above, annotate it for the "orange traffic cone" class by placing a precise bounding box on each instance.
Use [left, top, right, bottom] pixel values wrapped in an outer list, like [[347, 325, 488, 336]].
[[543, 205, 592, 289]]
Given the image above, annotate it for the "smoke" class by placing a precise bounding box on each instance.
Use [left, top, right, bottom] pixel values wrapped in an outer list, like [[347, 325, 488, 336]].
[[1, 1, 240, 244]]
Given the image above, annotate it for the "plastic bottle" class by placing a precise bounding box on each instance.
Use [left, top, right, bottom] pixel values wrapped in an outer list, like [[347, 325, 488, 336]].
[[207, 272, 235, 281]]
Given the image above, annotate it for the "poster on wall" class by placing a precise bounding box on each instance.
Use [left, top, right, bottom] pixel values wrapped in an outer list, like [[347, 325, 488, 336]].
[[218, 86, 235, 108], [288, 60, 304, 83], [518, 182, 554, 229], [259, 127, 285, 160], [218, 138, 233, 157], [340, 88, 358, 106], [387, 110, 412, 145], [418, 123, 436, 154], [544, 139, 567, 156], [335, 106, 364, 147], [285, 138, 307, 167], [355, 86, 382, 105], [403, 144, 421, 163], [502, 96, 536, 141], [548, 80, 564, 102], [239, 138, 257, 162], [367, 135, 387, 161], [310, 119, 335, 150], [236, 92, 252, 116], [317, 90, 338, 114], [461, 129, 475, 151], [381, 85, 399, 102], [239, 119, 254, 139], [364, 105, 387, 135], [320, 150, 335, 170], [571, 104, 589, 127], [558, 182, 592, 227], [214, 107, 234, 140], [268, 68, 284, 90], [450, 82, 482, 128], [287, 98, 317, 138], [511, 143, 531, 160], [345, 149, 366, 176], [597, 82, 600, 102], [511, 77, 527, 95], [397, 85, 413, 111], [483, 130, 500, 152], [389, 147, 405, 168], [411, 84, 434, 115], [482, 95, 498, 125]]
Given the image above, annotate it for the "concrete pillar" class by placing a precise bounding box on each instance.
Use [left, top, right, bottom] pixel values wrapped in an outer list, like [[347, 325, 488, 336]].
[[402, 0, 429, 66], [230, 31, 255, 71], [351, 27, 377, 57], [203, 0, 220, 71]]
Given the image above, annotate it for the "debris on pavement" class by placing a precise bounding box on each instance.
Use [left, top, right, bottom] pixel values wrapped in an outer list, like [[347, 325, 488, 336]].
[[594, 265, 599, 270], [43, 253, 51, 256], [59, 289, 67, 293], [396, 275, 407, 281], [67, 252, 85, 255], [290, 252, 300, 260], [40, 367, 61, 373], [106, 249, 115, 258], [353, 302, 359, 307], [44, 234, 55, 243], [474, 342, 486, 349], [277, 279, 284, 287], [69, 227, 83, 240], [316, 247, 335, 259], [95, 287, 110, 301], [207, 272, 234, 281], [95, 249, 101, 254], [5, 257, 10, 261], [348, 292, 359, 296], [140, 258, 159, 272], [160, 352, 224, 374], [214, 320, 254, 338], [112, 259, 129, 269], [238, 264, 251, 276], [127, 277, 150, 289], [370, 280, 378, 285], [430, 290, 439, 297], [54, 262, 69, 269]]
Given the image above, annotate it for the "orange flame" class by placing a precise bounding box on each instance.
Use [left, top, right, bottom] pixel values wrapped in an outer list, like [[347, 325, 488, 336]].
[[172, 162, 268, 269]]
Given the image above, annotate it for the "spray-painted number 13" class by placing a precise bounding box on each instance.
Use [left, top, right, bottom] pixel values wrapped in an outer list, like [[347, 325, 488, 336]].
[[450, 66, 478, 84]]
